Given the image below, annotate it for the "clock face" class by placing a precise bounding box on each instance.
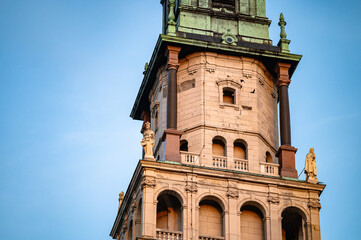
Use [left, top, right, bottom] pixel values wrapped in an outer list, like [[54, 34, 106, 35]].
[[226, 37, 233, 44]]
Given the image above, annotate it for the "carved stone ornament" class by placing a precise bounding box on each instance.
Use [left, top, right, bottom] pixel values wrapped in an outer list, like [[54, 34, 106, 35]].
[[222, 29, 238, 46], [142, 178, 156, 188], [187, 65, 198, 75], [226, 190, 239, 199], [118, 191, 124, 209], [131, 193, 137, 211], [206, 66, 216, 73], [185, 183, 198, 193], [122, 217, 128, 232], [271, 90, 277, 99], [141, 122, 155, 160], [258, 76, 265, 86], [267, 196, 280, 204], [243, 73, 252, 79], [308, 200, 321, 210], [305, 147, 318, 184]]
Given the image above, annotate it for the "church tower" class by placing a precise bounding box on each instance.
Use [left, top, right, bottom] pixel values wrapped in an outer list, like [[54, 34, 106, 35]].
[[110, 1, 325, 240]]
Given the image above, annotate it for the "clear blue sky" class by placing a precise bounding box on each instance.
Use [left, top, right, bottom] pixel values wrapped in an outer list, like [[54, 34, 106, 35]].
[[0, 0, 360, 239]]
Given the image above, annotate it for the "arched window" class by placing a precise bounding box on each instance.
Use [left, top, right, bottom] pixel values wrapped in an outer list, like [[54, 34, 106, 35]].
[[266, 152, 273, 163], [180, 140, 188, 152], [134, 199, 142, 238], [127, 220, 133, 240], [282, 207, 307, 240], [223, 87, 235, 104], [199, 198, 224, 238], [156, 191, 182, 232], [240, 204, 265, 240], [212, 137, 226, 157], [212, 0, 235, 11], [234, 140, 247, 159]]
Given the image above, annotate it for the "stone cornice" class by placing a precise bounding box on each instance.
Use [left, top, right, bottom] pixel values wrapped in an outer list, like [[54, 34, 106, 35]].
[[139, 160, 326, 194], [178, 124, 278, 154], [110, 161, 143, 238], [179, 5, 272, 26]]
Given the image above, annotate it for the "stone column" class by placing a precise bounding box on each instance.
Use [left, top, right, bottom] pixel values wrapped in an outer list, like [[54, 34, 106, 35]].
[[309, 200, 322, 240], [185, 174, 197, 240], [163, 46, 182, 162], [141, 110, 151, 159], [141, 172, 156, 238], [227, 193, 239, 240], [275, 62, 298, 178]]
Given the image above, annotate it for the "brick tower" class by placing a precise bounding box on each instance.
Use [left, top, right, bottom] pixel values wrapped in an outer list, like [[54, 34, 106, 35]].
[[110, 1, 325, 240]]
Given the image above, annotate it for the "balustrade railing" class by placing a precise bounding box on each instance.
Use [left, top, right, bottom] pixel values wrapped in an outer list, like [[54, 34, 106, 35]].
[[156, 230, 183, 240], [212, 156, 227, 168], [234, 158, 248, 171], [180, 151, 199, 164], [260, 162, 279, 176], [199, 236, 225, 240]]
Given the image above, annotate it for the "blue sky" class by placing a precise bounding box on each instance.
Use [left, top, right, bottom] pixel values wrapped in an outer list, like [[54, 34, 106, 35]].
[[0, 0, 360, 239]]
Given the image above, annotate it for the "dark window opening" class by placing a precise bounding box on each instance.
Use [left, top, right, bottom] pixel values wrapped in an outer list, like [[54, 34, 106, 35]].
[[223, 88, 235, 104], [180, 140, 188, 152], [282, 207, 305, 240], [266, 152, 273, 163], [212, 0, 235, 11]]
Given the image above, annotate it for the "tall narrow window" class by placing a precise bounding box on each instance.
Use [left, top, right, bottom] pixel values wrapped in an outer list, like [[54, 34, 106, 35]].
[[199, 199, 224, 238], [266, 152, 273, 163], [180, 140, 188, 152], [212, 138, 226, 157], [234, 140, 247, 159], [223, 88, 235, 104], [240, 205, 264, 240], [282, 207, 306, 240], [157, 192, 183, 232], [128, 220, 133, 240]]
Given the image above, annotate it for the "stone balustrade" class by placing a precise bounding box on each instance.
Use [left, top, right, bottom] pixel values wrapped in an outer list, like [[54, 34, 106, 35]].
[[260, 162, 279, 176], [234, 158, 248, 171], [180, 151, 199, 165], [156, 229, 183, 240], [179, 153, 279, 177], [212, 156, 227, 168], [199, 236, 225, 240]]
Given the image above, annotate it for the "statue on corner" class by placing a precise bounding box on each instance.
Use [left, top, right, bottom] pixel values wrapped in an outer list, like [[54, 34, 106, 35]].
[[305, 148, 318, 184], [118, 192, 124, 209], [141, 122, 155, 160]]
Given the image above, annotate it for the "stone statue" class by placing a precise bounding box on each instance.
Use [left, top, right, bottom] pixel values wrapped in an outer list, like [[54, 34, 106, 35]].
[[118, 191, 124, 209], [141, 122, 155, 160], [305, 148, 318, 184]]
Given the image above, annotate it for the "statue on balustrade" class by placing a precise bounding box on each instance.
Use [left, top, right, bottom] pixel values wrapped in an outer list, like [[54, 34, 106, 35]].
[[141, 122, 155, 160], [305, 147, 318, 184]]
